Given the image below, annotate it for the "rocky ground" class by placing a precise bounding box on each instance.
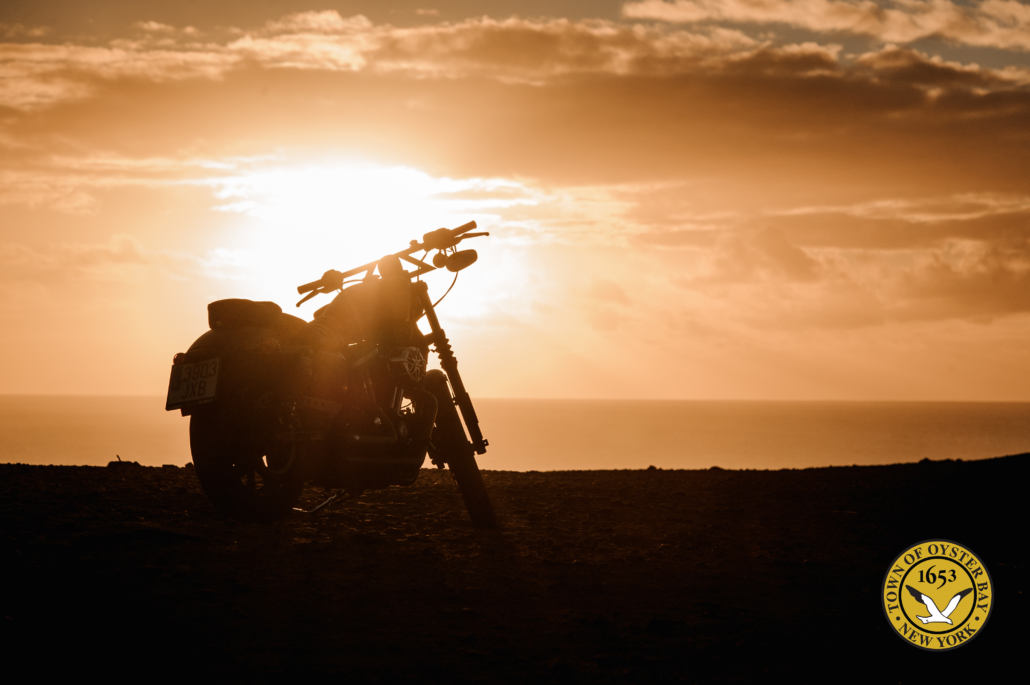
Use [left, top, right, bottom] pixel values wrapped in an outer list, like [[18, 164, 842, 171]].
[[2, 455, 1026, 682]]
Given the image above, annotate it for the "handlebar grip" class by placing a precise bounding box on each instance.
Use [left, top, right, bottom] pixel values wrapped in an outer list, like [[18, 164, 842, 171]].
[[423, 221, 479, 251], [297, 279, 323, 294]]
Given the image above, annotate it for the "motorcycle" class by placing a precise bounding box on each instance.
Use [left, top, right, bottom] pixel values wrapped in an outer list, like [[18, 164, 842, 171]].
[[165, 220, 496, 527]]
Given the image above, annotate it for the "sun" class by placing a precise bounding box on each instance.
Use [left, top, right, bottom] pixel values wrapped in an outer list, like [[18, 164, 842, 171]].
[[195, 159, 535, 316], [214, 162, 471, 269]]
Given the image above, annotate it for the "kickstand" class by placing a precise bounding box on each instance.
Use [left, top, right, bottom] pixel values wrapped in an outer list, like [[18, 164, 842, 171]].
[[293, 490, 346, 514]]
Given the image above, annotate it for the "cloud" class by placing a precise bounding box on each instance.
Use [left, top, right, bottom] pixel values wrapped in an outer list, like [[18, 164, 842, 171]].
[[364, 16, 762, 82], [0, 234, 241, 284], [620, 188, 1030, 329], [852, 43, 1030, 89], [0, 234, 151, 278], [0, 169, 100, 214], [623, 0, 1030, 52], [259, 10, 372, 36], [0, 40, 236, 109], [1, 23, 49, 39], [765, 193, 1030, 248], [134, 21, 177, 34], [713, 228, 821, 282], [0, 155, 249, 214], [895, 234, 1030, 320], [762, 194, 1030, 322], [8, 10, 1025, 113]]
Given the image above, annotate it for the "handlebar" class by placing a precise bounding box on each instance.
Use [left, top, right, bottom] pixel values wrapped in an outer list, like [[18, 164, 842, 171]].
[[297, 278, 323, 295], [296, 220, 484, 300]]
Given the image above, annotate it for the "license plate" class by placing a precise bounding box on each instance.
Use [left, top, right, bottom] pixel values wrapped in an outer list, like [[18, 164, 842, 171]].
[[166, 358, 220, 410]]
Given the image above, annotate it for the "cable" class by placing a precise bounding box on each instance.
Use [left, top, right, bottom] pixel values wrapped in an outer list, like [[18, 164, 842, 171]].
[[433, 271, 459, 307]]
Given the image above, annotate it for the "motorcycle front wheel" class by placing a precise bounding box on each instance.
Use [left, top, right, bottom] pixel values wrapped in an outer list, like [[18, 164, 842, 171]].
[[425, 370, 497, 528], [189, 389, 305, 523]]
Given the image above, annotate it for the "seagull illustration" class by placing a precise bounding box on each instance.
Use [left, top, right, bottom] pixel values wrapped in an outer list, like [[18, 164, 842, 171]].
[[905, 586, 973, 624]]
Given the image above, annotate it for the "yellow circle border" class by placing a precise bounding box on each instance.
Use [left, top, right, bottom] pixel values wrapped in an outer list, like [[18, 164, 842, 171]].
[[881, 539, 993, 652]]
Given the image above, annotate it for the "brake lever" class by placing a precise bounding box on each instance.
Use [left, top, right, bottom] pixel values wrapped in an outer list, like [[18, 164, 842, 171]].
[[296, 288, 323, 308], [455, 232, 489, 244]]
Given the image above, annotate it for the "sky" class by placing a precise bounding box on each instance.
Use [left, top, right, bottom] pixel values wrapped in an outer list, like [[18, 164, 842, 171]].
[[1, 0, 1029, 400]]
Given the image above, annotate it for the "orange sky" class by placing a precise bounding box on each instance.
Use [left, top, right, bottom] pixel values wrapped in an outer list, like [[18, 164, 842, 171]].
[[1, 1, 1029, 400]]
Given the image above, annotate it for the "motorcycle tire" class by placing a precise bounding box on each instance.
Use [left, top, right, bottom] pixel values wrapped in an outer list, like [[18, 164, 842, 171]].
[[425, 370, 497, 528], [189, 389, 305, 523]]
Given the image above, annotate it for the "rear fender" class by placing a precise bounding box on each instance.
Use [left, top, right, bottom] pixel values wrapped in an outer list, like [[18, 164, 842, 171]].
[[178, 326, 297, 415], [184, 326, 282, 361]]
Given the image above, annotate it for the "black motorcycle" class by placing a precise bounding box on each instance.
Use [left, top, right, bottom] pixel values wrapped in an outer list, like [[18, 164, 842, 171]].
[[166, 221, 495, 526]]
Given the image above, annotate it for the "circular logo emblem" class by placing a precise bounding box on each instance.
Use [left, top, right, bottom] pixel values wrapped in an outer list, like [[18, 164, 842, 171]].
[[881, 539, 993, 651]]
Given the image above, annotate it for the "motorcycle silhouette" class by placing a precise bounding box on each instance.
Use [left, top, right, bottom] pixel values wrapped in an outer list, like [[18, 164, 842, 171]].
[[166, 221, 496, 526]]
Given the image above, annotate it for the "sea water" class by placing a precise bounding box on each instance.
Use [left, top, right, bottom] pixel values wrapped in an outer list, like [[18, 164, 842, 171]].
[[0, 396, 1028, 471]]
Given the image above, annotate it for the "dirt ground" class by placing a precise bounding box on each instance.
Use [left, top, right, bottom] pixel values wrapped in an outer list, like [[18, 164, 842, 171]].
[[2, 455, 1026, 682]]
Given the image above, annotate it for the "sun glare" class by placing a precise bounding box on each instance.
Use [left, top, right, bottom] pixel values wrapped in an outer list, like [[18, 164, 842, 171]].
[[194, 160, 539, 314]]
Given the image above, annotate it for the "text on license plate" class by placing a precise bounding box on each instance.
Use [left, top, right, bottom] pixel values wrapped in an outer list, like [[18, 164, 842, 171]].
[[166, 358, 220, 411]]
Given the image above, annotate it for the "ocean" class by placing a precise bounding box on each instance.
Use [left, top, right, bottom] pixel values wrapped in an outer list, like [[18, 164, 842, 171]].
[[1, 396, 1028, 471]]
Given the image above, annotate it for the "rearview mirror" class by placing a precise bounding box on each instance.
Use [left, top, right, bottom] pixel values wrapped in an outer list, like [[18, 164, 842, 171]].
[[445, 250, 478, 272]]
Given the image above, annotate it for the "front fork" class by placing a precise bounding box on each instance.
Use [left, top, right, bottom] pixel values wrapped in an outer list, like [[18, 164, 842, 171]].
[[414, 281, 488, 455]]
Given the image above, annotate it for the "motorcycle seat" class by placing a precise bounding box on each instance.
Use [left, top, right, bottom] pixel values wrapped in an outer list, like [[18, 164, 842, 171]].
[[207, 299, 283, 330]]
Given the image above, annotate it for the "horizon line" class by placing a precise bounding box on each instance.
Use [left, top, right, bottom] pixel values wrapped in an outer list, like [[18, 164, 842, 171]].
[[2, 394, 1030, 404]]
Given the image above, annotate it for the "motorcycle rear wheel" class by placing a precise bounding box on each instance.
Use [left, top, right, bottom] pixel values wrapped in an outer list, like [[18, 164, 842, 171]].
[[425, 370, 497, 528], [189, 390, 305, 523]]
